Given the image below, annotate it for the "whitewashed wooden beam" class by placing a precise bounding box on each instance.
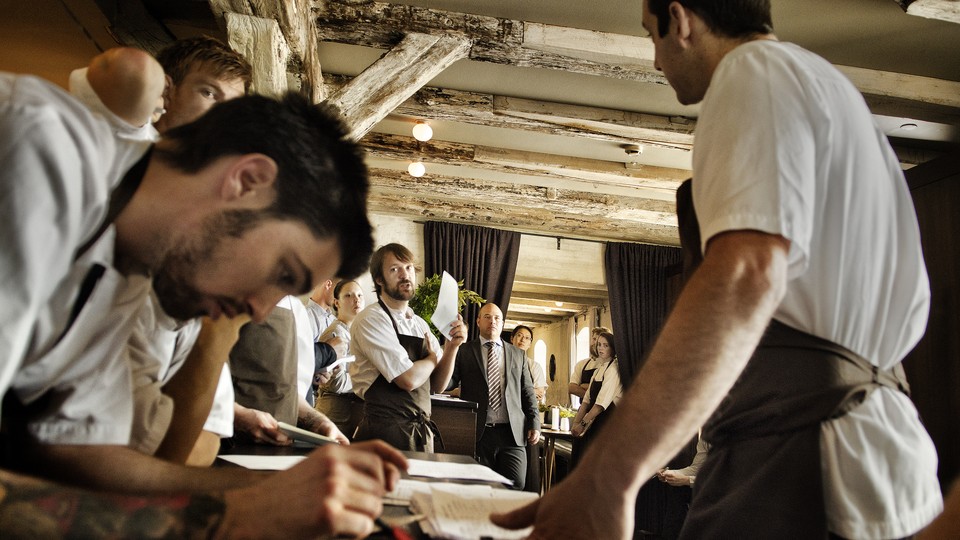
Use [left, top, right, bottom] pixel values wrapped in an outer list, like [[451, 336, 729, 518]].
[[366, 167, 680, 245], [315, 0, 666, 84], [362, 133, 686, 202], [314, 0, 960, 123], [325, 32, 471, 140], [225, 13, 290, 96], [325, 74, 696, 150], [895, 0, 960, 24], [210, 0, 325, 101]]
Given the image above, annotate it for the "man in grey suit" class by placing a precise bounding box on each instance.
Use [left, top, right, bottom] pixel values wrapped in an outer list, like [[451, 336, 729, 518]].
[[449, 303, 541, 489]]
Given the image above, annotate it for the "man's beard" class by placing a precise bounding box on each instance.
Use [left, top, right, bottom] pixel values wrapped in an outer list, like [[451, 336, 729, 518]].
[[383, 279, 414, 302], [153, 210, 260, 321]]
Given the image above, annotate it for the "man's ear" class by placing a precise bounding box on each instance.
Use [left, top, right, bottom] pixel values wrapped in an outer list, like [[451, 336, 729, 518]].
[[220, 154, 279, 201], [669, 1, 694, 45], [161, 74, 173, 108]]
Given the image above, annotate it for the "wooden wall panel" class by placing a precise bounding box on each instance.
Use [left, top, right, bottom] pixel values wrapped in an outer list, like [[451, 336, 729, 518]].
[[905, 151, 960, 488]]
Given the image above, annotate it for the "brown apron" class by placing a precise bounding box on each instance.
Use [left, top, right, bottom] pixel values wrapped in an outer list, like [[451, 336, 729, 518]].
[[352, 300, 441, 452], [675, 180, 909, 539]]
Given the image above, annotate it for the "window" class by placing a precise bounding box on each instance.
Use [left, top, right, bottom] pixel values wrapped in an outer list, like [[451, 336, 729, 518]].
[[575, 327, 591, 371], [534, 340, 547, 378]]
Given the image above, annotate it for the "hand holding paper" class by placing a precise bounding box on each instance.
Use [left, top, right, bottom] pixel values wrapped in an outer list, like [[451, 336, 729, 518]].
[[430, 271, 461, 340]]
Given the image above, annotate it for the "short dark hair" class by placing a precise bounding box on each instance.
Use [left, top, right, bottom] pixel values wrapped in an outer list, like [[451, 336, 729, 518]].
[[155, 92, 373, 280], [369, 243, 417, 295], [647, 0, 772, 39], [511, 325, 534, 340], [156, 36, 253, 92]]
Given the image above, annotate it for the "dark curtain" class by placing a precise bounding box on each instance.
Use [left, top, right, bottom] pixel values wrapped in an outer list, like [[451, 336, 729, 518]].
[[424, 221, 521, 342], [604, 241, 693, 539], [604, 242, 682, 385]]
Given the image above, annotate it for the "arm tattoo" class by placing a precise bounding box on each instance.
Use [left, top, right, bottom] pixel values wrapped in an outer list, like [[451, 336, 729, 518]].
[[0, 471, 226, 539]]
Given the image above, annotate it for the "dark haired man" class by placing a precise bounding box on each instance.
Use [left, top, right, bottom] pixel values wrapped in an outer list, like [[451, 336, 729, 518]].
[[0, 71, 400, 537], [511, 325, 545, 403], [351, 243, 467, 451], [496, 1, 940, 538]]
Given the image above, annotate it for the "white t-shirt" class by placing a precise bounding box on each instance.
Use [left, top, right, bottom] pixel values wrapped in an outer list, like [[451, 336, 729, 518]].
[[350, 301, 441, 399], [694, 40, 940, 538], [0, 73, 151, 444], [277, 296, 316, 402]]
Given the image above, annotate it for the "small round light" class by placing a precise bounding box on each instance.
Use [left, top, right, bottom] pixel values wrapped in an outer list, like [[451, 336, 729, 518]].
[[412, 121, 433, 142], [899, 123, 918, 131], [408, 161, 426, 177], [554, 301, 563, 307]]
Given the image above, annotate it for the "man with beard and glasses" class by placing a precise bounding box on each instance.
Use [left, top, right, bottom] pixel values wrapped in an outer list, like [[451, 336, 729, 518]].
[[350, 243, 467, 451], [0, 71, 408, 538]]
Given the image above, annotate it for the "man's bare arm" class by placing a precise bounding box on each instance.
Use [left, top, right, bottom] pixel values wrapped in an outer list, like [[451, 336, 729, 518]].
[[156, 316, 248, 464], [494, 230, 790, 539], [0, 468, 226, 539], [2, 441, 408, 539]]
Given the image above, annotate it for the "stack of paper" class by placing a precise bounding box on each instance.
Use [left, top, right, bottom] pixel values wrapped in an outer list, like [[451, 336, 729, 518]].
[[410, 484, 538, 540], [406, 458, 514, 485]]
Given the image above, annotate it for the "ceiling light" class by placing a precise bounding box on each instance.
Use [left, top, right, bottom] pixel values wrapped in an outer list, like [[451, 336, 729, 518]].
[[544, 307, 553, 313], [899, 123, 919, 131], [408, 161, 426, 177], [412, 121, 433, 142], [554, 301, 563, 307]]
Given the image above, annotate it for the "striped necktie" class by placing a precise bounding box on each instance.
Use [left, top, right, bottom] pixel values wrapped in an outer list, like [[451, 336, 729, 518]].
[[486, 341, 502, 411]]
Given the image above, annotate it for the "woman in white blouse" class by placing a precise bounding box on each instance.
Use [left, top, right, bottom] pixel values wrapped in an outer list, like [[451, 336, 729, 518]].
[[570, 331, 622, 468], [315, 279, 365, 436]]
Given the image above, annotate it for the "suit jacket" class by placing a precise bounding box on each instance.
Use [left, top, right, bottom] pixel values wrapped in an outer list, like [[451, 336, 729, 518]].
[[449, 339, 541, 446]]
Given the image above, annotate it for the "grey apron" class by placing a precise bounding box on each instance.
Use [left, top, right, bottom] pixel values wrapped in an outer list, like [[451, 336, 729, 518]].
[[352, 300, 440, 452], [675, 180, 909, 539]]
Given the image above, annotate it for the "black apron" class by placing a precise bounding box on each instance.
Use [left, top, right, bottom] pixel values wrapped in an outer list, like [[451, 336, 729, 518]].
[[352, 300, 441, 452], [571, 360, 617, 468], [675, 180, 910, 539]]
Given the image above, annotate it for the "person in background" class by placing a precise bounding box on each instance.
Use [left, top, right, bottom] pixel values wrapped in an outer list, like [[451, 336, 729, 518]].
[[0, 64, 403, 537], [495, 1, 940, 537], [317, 279, 366, 437], [307, 278, 338, 341], [657, 436, 709, 488], [350, 243, 467, 451], [569, 326, 610, 404], [448, 304, 541, 490], [569, 331, 622, 468], [511, 325, 546, 403]]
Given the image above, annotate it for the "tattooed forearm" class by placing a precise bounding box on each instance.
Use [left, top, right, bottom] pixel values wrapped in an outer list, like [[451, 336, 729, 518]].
[[0, 469, 225, 539]]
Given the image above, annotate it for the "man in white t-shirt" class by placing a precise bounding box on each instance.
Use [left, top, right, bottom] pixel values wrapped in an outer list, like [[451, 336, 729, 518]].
[[496, 1, 941, 538]]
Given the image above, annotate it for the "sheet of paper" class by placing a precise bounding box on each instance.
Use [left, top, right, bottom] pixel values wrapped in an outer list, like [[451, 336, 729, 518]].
[[407, 458, 513, 485], [430, 271, 459, 340], [217, 454, 305, 470], [321, 354, 355, 373], [412, 484, 537, 540], [383, 478, 435, 506]]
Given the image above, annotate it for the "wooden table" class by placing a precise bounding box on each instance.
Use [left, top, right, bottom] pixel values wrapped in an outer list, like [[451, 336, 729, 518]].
[[540, 428, 575, 492]]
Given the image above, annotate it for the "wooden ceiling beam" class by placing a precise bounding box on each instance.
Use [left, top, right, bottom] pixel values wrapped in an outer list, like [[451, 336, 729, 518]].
[[325, 74, 696, 151], [367, 167, 679, 240], [895, 0, 960, 25], [325, 32, 471, 140], [362, 133, 687, 202], [315, 0, 960, 124]]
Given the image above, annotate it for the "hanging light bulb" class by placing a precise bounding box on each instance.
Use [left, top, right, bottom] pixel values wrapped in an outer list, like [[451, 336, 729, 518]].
[[408, 161, 426, 177], [412, 121, 433, 142]]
